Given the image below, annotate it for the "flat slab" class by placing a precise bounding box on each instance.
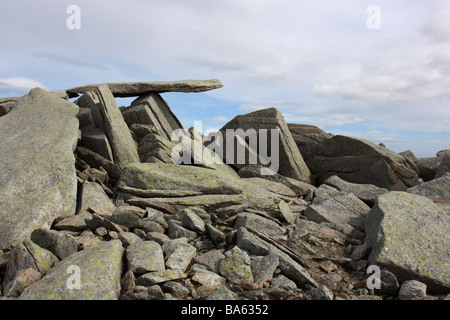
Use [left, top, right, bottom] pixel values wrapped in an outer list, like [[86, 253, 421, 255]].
[[0, 88, 79, 251], [67, 79, 223, 97]]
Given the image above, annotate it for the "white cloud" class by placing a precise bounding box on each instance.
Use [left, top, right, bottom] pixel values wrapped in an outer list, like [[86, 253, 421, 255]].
[[0, 77, 46, 95]]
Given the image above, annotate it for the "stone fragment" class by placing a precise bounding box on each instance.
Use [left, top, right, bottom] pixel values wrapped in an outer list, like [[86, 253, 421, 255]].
[[135, 270, 187, 286], [219, 246, 254, 285], [126, 240, 165, 274], [399, 280, 427, 300], [30, 229, 78, 260]]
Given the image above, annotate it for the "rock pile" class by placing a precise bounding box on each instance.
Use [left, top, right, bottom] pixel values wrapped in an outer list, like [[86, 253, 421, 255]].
[[0, 79, 448, 300]]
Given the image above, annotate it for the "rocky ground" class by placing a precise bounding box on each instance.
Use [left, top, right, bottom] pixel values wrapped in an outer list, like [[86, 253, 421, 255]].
[[0, 80, 449, 301]]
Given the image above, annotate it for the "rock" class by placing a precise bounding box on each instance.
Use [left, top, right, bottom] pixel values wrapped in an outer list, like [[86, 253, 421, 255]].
[[278, 200, 296, 224], [117, 162, 244, 197], [78, 181, 117, 217], [126, 240, 165, 274], [219, 246, 254, 285], [19, 240, 124, 300], [53, 211, 92, 232], [80, 125, 114, 162], [192, 269, 226, 289], [311, 285, 334, 300], [107, 212, 143, 229], [67, 79, 224, 97], [0, 97, 18, 117], [205, 285, 235, 300], [30, 229, 78, 260], [205, 224, 226, 246], [77, 107, 95, 128], [414, 157, 442, 181], [181, 209, 206, 233], [138, 133, 177, 164], [305, 135, 419, 191], [161, 281, 190, 299], [194, 250, 225, 274], [135, 270, 187, 286], [234, 212, 287, 240], [435, 154, 450, 178], [218, 108, 311, 182], [399, 280, 427, 300], [379, 270, 399, 296], [365, 192, 450, 293], [304, 192, 371, 231], [437, 150, 450, 158], [168, 221, 198, 240], [85, 214, 124, 233], [323, 175, 389, 205], [76, 146, 122, 181], [77, 85, 140, 168], [164, 242, 196, 272], [288, 123, 333, 160], [407, 173, 450, 203], [0, 88, 79, 251], [251, 252, 279, 286], [271, 274, 297, 290], [118, 232, 142, 248], [399, 150, 417, 161]]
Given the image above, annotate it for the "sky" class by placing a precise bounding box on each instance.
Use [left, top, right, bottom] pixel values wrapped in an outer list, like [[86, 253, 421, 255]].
[[0, 0, 449, 157]]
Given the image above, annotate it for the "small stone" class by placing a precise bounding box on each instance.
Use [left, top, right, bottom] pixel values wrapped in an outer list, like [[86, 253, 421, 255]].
[[278, 200, 296, 224], [271, 274, 297, 290], [118, 232, 142, 248], [146, 232, 170, 245], [165, 242, 197, 272], [311, 285, 334, 300], [126, 240, 165, 274], [161, 281, 190, 299], [95, 227, 108, 237], [379, 270, 399, 295], [148, 284, 165, 299], [168, 221, 197, 240], [251, 252, 279, 286], [318, 260, 338, 274], [120, 269, 136, 293], [399, 280, 427, 300], [194, 250, 225, 274], [205, 285, 235, 300], [192, 269, 226, 289], [205, 224, 226, 245], [181, 209, 206, 233], [135, 270, 187, 286], [30, 229, 78, 260]]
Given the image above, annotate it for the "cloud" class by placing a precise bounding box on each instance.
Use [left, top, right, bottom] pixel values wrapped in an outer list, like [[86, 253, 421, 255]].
[[32, 52, 112, 71], [0, 77, 46, 95]]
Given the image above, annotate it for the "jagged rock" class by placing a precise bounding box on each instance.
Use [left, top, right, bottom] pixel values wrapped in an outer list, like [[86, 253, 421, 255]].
[[407, 173, 450, 203], [0, 97, 18, 117], [365, 192, 450, 293], [168, 221, 197, 240], [181, 208, 206, 233], [126, 240, 165, 274], [85, 213, 124, 233], [414, 157, 442, 181], [77, 107, 95, 128], [399, 150, 417, 161], [30, 229, 78, 260], [53, 211, 92, 231], [399, 280, 427, 300], [219, 246, 254, 285], [234, 212, 287, 240], [76, 146, 122, 181], [218, 108, 312, 183], [192, 269, 226, 289], [435, 154, 450, 178], [163, 241, 196, 272], [80, 125, 114, 162], [19, 240, 124, 300], [305, 135, 419, 191], [76, 85, 140, 168], [323, 175, 389, 205], [311, 285, 334, 300], [67, 79, 224, 97], [288, 123, 333, 160], [205, 285, 235, 300], [0, 88, 79, 251], [304, 192, 370, 231], [251, 252, 279, 286], [135, 270, 187, 286], [78, 181, 117, 217], [107, 212, 143, 229], [194, 250, 225, 274], [117, 162, 244, 197], [138, 133, 177, 164]]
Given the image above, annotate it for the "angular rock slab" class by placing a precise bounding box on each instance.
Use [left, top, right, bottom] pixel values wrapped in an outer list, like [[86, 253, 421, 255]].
[[67, 79, 224, 97], [365, 192, 450, 293], [117, 162, 244, 196], [219, 108, 311, 183], [0, 88, 79, 251], [19, 240, 124, 300]]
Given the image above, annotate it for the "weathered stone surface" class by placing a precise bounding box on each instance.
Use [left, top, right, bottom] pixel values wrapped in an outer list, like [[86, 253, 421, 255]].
[[323, 175, 389, 205], [407, 173, 450, 203], [251, 252, 279, 286], [78, 181, 117, 216], [365, 192, 450, 293], [80, 125, 114, 162], [304, 192, 370, 231], [205, 285, 235, 300], [399, 280, 427, 300], [219, 108, 312, 182], [435, 154, 450, 178], [168, 221, 197, 241], [30, 229, 78, 260], [117, 162, 244, 196], [77, 85, 139, 168], [67, 79, 224, 97], [181, 209, 206, 233], [192, 269, 226, 289], [19, 240, 124, 300], [288, 123, 333, 160], [414, 157, 442, 181], [135, 270, 187, 286], [53, 211, 92, 231], [138, 133, 177, 164], [399, 150, 417, 161], [234, 212, 287, 240], [305, 135, 419, 191], [76, 146, 122, 181], [219, 246, 254, 285], [0, 88, 79, 251], [126, 240, 165, 274], [164, 242, 196, 272]]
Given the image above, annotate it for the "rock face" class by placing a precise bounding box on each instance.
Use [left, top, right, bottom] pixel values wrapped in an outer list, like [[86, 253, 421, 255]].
[[19, 240, 124, 300], [305, 135, 420, 191], [365, 192, 450, 293], [0, 88, 79, 251], [288, 123, 333, 160], [67, 79, 223, 97], [407, 173, 450, 203], [219, 108, 311, 183]]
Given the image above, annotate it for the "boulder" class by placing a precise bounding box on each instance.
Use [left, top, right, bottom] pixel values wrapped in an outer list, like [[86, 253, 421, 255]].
[[414, 157, 442, 181], [0, 88, 79, 251], [126, 240, 165, 274], [116, 162, 244, 197], [218, 108, 311, 183], [79, 125, 114, 162], [288, 123, 333, 160], [365, 192, 450, 293], [407, 173, 450, 203], [67, 79, 223, 97], [19, 240, 124, 300], [305, 135, 419, 191], [435, 154, 450, 179], [77, 181, 117, 217], [76, 85, 140, 168]]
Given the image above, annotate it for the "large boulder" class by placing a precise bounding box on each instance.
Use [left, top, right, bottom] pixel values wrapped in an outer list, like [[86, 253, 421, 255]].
[[288, 123, 333, 160], [19, 240, 124, 300], [407, 173, 450, 203], [365, 192, 450, 293], [217, 108, 311, 183], [0, 88, 79, 251], [305, 135, 419, 191], [116, 163, 244, 197]]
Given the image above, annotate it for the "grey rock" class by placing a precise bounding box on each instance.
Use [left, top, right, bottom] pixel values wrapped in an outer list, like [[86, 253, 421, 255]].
[[30, 229, 78, 260], [118, 232, 142, 248], [234, 212, 287, 240], [414, 157, 441, 181], [205, 224, 226, 246], [435, 154, 450, 178], [407, 173, 450, 203], [205, 285, 235, 300], [0, 88, 79, 251], [78, 181, 117, 217], [365, 192, 450, 293], [379, 270, 399, 296], [219, 246, 254, 285], [168, 221, 198, 241], [19, 240, 124, 300], [80, 125, 114, 162], [311, 285, 334, 300], [161, 281, 190, 299], [126, 240, 165, 274], [194, 250, 225, 274], [135, 270, 187, 286], [67, 79, 224, 97], [164, 242, 197, 272], [251, 252, 279, 286], [53, 211, 92, 232], [181, 209, 206, 233], [107, 212, 142, 229], [399, 280, 427, 300], [271, 274, 297, 290], [399, 150, 417, 161], [288, 123, 333, 161], [76, 146, 122, 181]]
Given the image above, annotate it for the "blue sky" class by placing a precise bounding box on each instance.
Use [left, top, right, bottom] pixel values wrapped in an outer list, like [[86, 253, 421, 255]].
[[1, 0, 449, 157]]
